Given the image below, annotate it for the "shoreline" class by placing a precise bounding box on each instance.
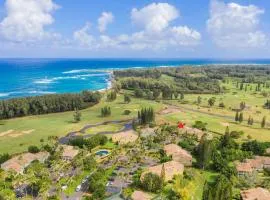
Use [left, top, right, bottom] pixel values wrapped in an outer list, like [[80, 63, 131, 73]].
[[1, 63, 270, 100]]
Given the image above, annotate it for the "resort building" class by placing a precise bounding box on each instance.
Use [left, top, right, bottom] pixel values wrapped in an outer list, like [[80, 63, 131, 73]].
[[61, 145, 79, 161], [183, 126, 204, 140], [236, 156, 270, 176], [235, 162, 253, 176], [112, 130, 138, 144], [164, 144, 193, 166], [240, 187, 270, 200], [141, 161, 184, 182], [132, 190, 152, 200], [1, 152, 49, 174]]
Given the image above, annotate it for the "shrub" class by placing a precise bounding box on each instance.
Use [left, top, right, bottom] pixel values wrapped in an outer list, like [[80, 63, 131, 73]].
[[192, 121, 207, 131], [0, 153, 11, 164], [141, 172, 162, 193], [28, 145, 40, 153], [123, 110, 131, 115]]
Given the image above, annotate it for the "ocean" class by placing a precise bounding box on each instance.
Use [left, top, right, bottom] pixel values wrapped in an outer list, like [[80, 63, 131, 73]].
[[1, 58, 270, 99]]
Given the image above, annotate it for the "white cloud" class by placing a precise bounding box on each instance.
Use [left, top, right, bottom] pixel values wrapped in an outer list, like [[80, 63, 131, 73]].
[[170, 26, 201, 46], [98, 12, 114, 33], [73, 3, 201, 51], [0, 0, 59, 42], [207, 0, 268, 48], [73, 22, 94, 47], [131, 3, 179, 33]]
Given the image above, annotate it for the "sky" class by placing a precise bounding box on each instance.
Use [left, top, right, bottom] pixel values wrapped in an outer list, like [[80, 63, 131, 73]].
[[0, 0, 270, 58]]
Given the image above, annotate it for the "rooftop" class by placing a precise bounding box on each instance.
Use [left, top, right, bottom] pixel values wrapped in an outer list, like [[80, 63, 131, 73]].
[[112, 130, 138, 144], [241, 187, 270, 200], [141, 161, 184, 181], [164, 144, 192, 160], [61, 145, 79, 159], [1, 152, 49, 174], [236, 156, 270, 173], [131, 190, 152, 200], [236, 162, 253, 173]]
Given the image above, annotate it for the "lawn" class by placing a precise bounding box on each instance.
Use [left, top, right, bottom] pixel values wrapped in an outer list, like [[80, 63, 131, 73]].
[[158, 80, 270, 142], [1, 80, 269, 154], [161, 106, 270, 142], [0, 93, 164, 154], [84, 123, 124, 135]]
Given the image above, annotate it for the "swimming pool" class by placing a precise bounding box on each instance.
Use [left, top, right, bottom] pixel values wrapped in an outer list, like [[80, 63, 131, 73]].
[[95, 150, 109, 157]]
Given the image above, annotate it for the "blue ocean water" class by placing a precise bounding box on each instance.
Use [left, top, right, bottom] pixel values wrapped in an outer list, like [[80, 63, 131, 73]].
[[0, 58, 270, 99]]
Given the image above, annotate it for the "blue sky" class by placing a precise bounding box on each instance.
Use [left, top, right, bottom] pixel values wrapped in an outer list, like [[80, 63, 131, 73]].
[[0, 0, 269, 58]]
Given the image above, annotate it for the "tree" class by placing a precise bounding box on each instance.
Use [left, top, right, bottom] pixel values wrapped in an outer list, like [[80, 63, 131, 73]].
[[180, 93, 184, 100], [235, 112, 239, 122], [239, 112, 243, 123], [101, 106, 111, 117], [107, 91, 117, 101], [192, 121, 207, 131], [0, 153, 11, 164], [240, 102, 246, 110], [174, 92, 179, 99], [124, 94, 131, 103], [134, 89, 144, 98], [197, 134, 213, 169], [83, 156, 97, 170], [225, 126, 230, 135], [247, 116, 254, 126], [261, 116, 266, 128], [73, 108, 81, 122], [208, 97, 216, 107], [0, 91, 101, 119], [203, 175, 233, 200], [197, 96, 202, 105], [241, 140, 267, 155], [28, 145, 40, 153], [153, 89, 161, 99], [219, 102, 225, 108], [138, 107, 155, 125], [240, 83, 244, 90], [141, 172, 162, 192], [160, 164, 166, 187]]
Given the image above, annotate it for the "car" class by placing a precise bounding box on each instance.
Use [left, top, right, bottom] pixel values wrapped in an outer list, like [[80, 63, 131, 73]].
[[61, 185, 67, 190], [76, 185, 81, 192]]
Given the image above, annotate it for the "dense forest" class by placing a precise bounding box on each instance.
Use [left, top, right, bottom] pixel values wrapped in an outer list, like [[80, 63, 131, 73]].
[[0, 91, 101, 119]]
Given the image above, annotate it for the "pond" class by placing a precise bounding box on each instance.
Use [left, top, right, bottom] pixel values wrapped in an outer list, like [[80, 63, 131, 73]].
[[95, 150, 110, 157]]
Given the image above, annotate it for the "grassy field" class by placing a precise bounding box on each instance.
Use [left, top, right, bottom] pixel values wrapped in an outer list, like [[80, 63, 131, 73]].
[[83, 123, 124, 135], [158, 80, 270, 142], [0, 94, 164, 154], [0, 80, 269, 154]]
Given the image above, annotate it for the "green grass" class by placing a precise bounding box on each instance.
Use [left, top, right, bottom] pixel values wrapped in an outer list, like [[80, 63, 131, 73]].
[[190, 169, 219, 200], [0, 94, 163, 154], [83, 123, 124, 135], [161, 106, 270, 142], [159, 80, 270, 142], [1, 80, 269, 154]]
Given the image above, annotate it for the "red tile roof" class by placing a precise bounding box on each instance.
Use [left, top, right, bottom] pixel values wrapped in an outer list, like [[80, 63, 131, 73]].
[[241, 187, 270, 200]]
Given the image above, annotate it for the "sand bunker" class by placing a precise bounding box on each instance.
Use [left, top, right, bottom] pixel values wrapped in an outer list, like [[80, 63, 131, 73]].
[[0, 130, 14, 137], [0, 129, 35, 138], [220, 122, 230, 127], [158, 107, 181, 115]]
